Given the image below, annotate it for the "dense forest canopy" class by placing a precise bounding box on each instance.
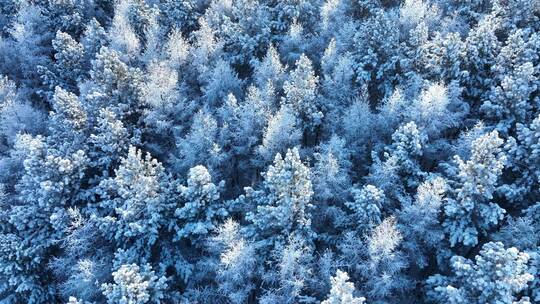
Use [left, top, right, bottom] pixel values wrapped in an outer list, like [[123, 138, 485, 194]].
[[0, 0, 539, 303]]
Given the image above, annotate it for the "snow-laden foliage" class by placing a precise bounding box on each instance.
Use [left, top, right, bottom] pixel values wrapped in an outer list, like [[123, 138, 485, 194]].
[[174, 165, 227, 246], [101, 263, 167, 304], [245, 147, 315, 251], [322, 270, 365, 304], [442, 131, 507, 247], [0, 0, 539, 302], [428, 242, 533, 304]]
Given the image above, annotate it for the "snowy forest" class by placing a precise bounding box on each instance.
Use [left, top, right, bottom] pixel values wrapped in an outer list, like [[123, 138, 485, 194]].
[[0, 0, 539, 303]]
